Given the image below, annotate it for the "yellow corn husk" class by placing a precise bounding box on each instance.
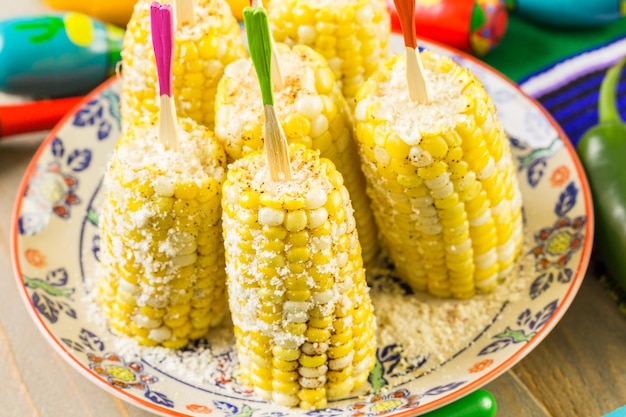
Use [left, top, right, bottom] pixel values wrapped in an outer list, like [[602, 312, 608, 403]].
[[222, 144, 377, 409], [120, 0, 246, 130], [265, 0, 390, 100], [98, 116, 228, 348], [215, 43, 380, 266], [353, 51, 524, 299]]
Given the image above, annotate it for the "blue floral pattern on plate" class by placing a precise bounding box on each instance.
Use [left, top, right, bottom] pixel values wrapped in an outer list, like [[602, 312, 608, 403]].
[[11, 37, 592, 416]]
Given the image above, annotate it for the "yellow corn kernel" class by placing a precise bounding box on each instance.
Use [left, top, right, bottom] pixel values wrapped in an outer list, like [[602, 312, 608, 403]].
[[309, 315, 334, 328], [306, 327, 331, 343], [328, 340, 355, 359], [385, 135, 411, 159], [273, 357, 300, 372], [273, 368, 299, 382], [284, 113, 312, 138], [273, 346, 302, 362], [286, 247, 311, 263], [285, 210, 308, 232], [299, 387, 327, 405], [299, 353, 328, 368], [283, 196, 306, 211], [262, 225, 288, 240], [273, 379, 300, 395], [286, 290, 312, 302]]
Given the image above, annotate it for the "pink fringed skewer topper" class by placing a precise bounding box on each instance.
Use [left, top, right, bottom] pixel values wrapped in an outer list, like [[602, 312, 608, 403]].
[[150, 1, 178, 150], [151, 2, 174, 98]]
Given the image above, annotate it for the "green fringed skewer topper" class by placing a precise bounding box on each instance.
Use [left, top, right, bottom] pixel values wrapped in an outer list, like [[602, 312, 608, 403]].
[[243, 6, 292, 182], [244, 7, 274, 106]]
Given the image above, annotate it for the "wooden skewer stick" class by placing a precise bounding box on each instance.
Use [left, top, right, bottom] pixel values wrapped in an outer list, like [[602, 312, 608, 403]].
[[250, 0, 284, 90], [151, 2, 179, 150], [393, 0, 430, 104], [174, 0, 195, 29], [244, 6, 292, 182]]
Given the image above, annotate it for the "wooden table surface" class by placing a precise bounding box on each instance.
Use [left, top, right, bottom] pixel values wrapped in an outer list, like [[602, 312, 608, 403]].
[[1, 1, 626, 417]]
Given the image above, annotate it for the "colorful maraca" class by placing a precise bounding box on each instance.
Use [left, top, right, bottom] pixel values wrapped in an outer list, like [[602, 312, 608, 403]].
[[387, 0, 508, 56], [506, 0, 626, 27], [0, 12, 123, 98]]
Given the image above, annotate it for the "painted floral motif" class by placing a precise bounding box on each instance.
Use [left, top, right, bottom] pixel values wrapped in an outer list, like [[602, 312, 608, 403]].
[[554, 182, 579, 217], [348, 390, 420, 416], [422, 381, 467, 396], [101, 87, 122, 131], [60, 325, 175, 410], [511, 136, 561, 186], [186, 403, 213, 414], [532, 216, 585, 269], [25, 248, 47, 268], [18, 88, 119, 236], [529, 216, 585, 299], [468, 359, 494, 373], [24, 267, 76, 323], [212, 402, 256, 416], [253, 410, 289, 417], [88, 352, 174, 408], [73, 88, 120, 141], [89, 352, 156, 388], [19, 160, 81, 235], [86, 207, 102, 262], [61, 328, 105, 353], [305, 409, 345, 417], [204, 347, 253, 395], [369, 344, 428, 391], [550, 166, 570, 187], [479, 299, 558, 355]]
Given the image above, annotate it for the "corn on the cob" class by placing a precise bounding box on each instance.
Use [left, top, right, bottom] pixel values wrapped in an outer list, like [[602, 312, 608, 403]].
[[98, 116, 228, 348], [215, 43, 380, 266], [222, 144, 377, 409], [265, 0, 390, 101], [120, 0, 246, 130], [353, 51, 524, 299]]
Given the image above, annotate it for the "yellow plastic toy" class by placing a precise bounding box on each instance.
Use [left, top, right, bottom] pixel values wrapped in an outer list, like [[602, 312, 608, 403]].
[[43, 0, 137, 27]]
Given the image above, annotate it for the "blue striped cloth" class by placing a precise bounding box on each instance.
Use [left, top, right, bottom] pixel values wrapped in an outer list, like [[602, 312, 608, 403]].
[[519, 37, 626, 147]]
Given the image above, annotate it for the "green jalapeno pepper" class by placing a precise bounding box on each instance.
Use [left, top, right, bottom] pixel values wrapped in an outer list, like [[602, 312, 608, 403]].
[[577, 56, 626, 290], [422, 389, 497, 417]]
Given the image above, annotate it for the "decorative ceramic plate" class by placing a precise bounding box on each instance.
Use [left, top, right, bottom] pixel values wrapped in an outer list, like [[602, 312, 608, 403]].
[[11, 36, 593, 417]]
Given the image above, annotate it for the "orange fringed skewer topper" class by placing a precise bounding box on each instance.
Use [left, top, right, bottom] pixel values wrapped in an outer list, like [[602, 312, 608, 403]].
[[393, 0, 431, 103]]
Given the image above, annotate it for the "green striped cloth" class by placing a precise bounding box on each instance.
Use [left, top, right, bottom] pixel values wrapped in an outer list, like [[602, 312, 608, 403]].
[[484, 14, 626, 85], [483, 14, 626, 148]]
